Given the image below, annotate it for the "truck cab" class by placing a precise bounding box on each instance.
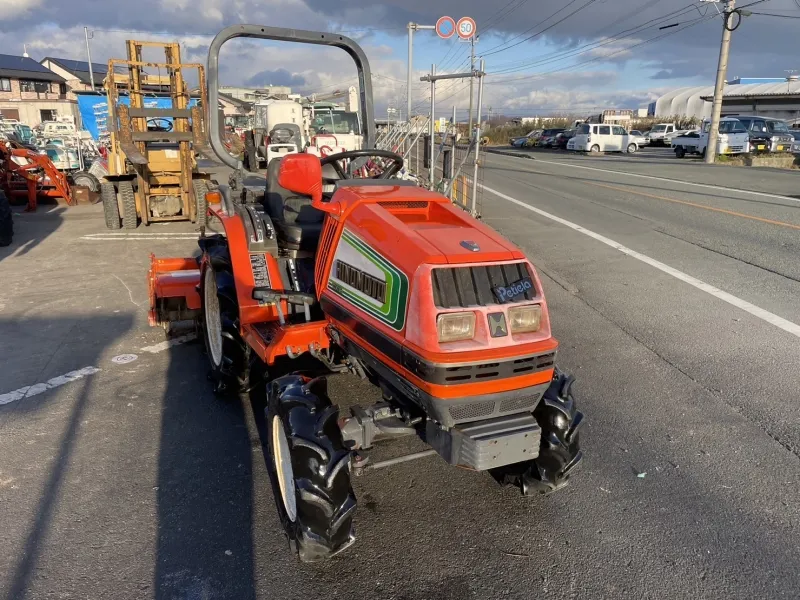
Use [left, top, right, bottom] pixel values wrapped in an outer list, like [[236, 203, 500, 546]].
[[672, 118, 749, 158], [647, 123, 675, 146]]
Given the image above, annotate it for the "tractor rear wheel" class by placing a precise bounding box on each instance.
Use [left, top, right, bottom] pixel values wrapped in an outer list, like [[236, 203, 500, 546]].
[[100, 182, 121, 230], [119, 180, 138, 229], [193, 179, 209, 227], [492, 367, 584, 496], [199, 235, 250, 395], [266, 375, 357, 562], [71, 170, 101, 193], [0, 190, 13, 247]]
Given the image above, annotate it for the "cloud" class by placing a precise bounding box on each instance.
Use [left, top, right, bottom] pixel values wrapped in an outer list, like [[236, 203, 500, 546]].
[[0, 0, 43, 20], [245, 68, 307, 87]]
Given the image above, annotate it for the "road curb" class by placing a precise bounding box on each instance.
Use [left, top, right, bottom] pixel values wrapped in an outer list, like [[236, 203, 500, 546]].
[[485, 148, 537, 160]]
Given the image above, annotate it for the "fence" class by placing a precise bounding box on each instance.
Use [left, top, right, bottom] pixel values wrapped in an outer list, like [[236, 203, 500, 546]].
[[396, 114, 484, 217]]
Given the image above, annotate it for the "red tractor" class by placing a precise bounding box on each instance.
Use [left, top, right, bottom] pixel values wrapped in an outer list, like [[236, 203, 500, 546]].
[[149, 25, 583, 562]]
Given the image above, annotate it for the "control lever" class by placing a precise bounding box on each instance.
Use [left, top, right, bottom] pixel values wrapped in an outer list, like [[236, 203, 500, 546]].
[[252, 288, 315, 323]]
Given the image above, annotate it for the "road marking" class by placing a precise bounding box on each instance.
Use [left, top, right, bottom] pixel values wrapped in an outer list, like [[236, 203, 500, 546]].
[[140, 333, 197, 354], [483, 184, 800, 340], [0, 367, 100, 406], [592, 182, 800, 231], [82, 233, 200, 241], [0, 335, 197, 408], [490, 153, 800, 204]]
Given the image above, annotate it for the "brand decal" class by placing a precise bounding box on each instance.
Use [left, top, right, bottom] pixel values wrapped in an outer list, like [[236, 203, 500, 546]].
[[328, 229, 409, 331], [335, 260, 386, 303], [250, 253, 270, 305], [493, 277, 533, 303]]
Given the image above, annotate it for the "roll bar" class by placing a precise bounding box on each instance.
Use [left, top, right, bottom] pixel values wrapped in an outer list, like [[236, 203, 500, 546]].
[[207, 25, 377, 169]]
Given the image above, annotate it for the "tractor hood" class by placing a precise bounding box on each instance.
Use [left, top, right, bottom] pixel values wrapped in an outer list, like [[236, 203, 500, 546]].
[[332, 184, 524, 269]]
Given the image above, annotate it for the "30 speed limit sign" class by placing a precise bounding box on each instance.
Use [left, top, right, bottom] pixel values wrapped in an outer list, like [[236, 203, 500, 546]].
[[456, 17, 476, 40]]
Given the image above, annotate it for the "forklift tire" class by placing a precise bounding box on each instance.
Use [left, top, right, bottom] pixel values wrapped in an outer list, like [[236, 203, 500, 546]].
[[71, 170, 101, 193], [266, 375, 357, 563], [199, 235, 251, 395], [193, 179, 209, 227], [0, 190, 13, 247], [492, 367, 584, 496], [101, 182, 121, 230], [119, 180, 138, 230]]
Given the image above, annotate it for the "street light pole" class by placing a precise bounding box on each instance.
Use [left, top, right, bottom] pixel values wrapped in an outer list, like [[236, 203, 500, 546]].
[[84, 27, 96, 89], [705, 0, 735, 164], [407, 23, 436, 122]]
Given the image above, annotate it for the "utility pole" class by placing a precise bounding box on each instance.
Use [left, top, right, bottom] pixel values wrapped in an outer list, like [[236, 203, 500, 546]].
[[468, 36, 476, 140], [84, 27, 96, 89], [705, 0, 735, 164], [407, 23, 436, 122]]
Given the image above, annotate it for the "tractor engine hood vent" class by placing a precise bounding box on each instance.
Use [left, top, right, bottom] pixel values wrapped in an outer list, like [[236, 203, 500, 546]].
[[432, 262, 536, 309]]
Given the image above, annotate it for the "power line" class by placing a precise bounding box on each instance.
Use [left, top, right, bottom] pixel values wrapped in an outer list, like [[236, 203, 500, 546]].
[[483, 0, 599, 57], [748, 10, 800, 17], [486, 10, 717, 85], [488, 2, 706, 75]]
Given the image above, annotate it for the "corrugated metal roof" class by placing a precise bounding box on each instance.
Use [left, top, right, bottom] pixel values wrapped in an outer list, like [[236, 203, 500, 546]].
[[0, 53, 65, 82], [700, 81, 800, 99], [43, 57, 111, 75]]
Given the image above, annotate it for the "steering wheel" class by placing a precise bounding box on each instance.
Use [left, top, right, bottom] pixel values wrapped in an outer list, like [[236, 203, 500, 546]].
[[320, 149, 404, 184], [147, 118, 174, 132]]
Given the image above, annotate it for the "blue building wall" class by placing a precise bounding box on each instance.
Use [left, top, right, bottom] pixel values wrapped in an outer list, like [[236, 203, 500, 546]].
[[76, 93, 199, 140]]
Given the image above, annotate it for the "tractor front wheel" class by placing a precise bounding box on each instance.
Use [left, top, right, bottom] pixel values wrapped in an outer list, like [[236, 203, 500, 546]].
[[492, 367, 584, 496], [199, 235, 250, 395], [266, 375, 357, 562]]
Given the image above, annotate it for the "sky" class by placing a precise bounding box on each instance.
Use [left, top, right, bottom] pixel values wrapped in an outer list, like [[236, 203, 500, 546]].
[[1, 0, 799, 119]]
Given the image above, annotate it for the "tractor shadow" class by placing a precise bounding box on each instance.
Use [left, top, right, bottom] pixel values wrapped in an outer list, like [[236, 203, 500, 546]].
[[0, 313, 134, 600]]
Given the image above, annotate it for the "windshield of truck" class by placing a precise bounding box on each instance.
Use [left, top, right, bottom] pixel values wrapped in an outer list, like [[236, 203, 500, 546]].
[[718, 120, 746, 134], [766, 120, 790, 134], [652, 124, 668, 132], [311, 110, 359, 135], [579, 124, 590, 134]]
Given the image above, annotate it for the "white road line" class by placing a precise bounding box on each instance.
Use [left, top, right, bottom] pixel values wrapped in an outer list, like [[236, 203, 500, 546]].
[[491, 153, 800, 204], [140, 333, 197, 354], [82, 234, 199, 241], [0, 367, 100, 406], [0, 334, 198, 408], [484, 184, 800, 340]]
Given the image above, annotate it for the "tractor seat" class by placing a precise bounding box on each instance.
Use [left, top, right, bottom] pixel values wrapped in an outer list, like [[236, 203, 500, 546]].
[[264, 157, 326, 252]]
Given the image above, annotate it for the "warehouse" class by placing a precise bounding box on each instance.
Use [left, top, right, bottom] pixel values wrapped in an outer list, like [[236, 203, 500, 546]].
[[649, 79, 800, 123]]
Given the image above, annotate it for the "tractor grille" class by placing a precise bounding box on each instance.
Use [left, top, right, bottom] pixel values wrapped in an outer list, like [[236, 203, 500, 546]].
[[315, 216, 339, 293], [440, 352, 555, 384], [449, 401, 496, 421], [432, 262, 536, 308]]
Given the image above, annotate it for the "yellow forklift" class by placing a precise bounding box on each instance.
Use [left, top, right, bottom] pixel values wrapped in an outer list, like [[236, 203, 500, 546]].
[[101, 40, 211, 229]]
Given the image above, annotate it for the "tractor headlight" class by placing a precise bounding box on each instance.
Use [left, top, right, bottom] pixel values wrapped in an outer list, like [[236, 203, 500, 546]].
[[508, 305, 542, 334], [437, 312, 476, 343]]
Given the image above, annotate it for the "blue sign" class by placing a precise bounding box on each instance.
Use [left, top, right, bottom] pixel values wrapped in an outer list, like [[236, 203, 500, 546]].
[[76, 93, 199, 140], [436, 16, 456, 39]]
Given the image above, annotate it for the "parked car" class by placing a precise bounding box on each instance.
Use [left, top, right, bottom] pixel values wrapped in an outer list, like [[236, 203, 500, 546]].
[[568, 123, 638, 153], [555, 129, 576, 149], [629, 130, 649, 147], [730, 115, 794, 153], [671, 117, 749, 157], [509, 130, 541, 147], [537, 128, 566, 148], [791, 130, 800, 154]]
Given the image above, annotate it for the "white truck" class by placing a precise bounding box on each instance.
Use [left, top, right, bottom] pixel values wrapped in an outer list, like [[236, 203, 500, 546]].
[[646, 123, 676, 146], [671, 118, 749, 158]]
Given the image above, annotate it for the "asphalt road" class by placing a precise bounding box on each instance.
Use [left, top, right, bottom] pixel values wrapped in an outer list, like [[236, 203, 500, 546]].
[[1, 152, 798, 600]]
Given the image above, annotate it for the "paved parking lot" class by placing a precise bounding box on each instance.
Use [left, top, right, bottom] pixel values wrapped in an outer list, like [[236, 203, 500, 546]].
[[1, 153, 799, 599]]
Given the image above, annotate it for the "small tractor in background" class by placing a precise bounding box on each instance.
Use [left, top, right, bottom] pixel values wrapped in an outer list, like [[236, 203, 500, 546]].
[[149, 25, 584, 563], [101, 40, 211, 230], [0, 139, 74, 211]]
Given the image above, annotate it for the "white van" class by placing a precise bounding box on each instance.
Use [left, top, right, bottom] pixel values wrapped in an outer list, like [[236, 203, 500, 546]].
[[568, 123, 637, 153]]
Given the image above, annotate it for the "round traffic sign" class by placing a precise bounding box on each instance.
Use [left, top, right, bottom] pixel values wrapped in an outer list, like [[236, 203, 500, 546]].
[[457, 17, 476, 40], [436, 16, 456, 39]]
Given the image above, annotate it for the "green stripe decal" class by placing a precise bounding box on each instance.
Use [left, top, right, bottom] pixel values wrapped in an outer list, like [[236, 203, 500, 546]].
[[328, 229, 409, 331]]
